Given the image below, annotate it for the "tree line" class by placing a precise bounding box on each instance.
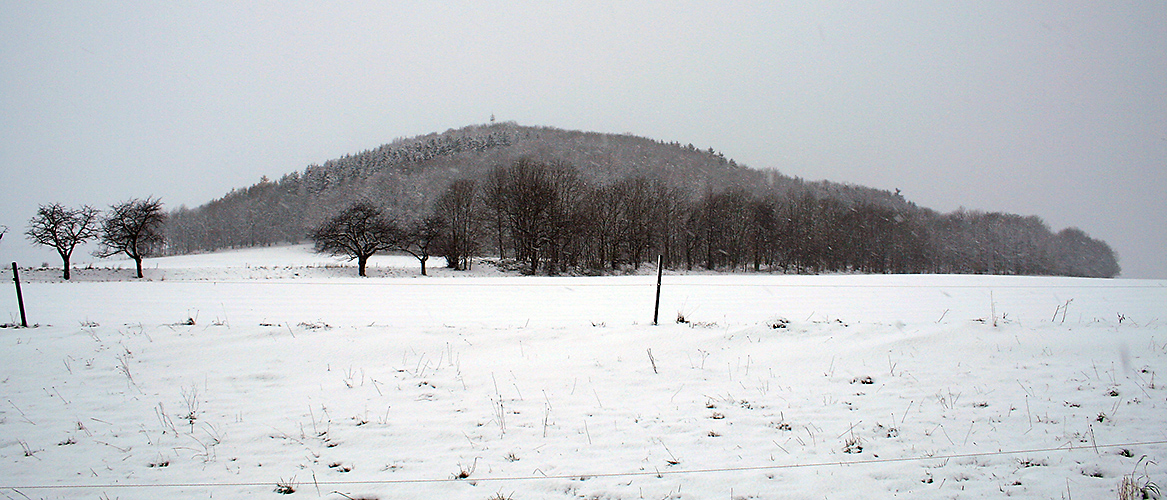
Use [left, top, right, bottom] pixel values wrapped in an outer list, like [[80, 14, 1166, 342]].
[[20, 157, 1119, 279], [123, 123, 1119, 278], [311, 157, 1119, 278]]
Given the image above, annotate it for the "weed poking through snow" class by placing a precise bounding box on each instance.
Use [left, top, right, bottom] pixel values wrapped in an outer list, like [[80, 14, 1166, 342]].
[[841, 423, 863, 454], [842, 435, 863, 454], [454, 457, 478, 479], [19, 440, 40, 458], [181, 384, 199, 430], [274, 477, 297, 494], [1118, 456, 1160, 500]]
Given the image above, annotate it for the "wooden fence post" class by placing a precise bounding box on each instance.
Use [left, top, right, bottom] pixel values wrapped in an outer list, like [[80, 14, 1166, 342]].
[[653, 255, 663, 326], [12, 262, 27, 328]]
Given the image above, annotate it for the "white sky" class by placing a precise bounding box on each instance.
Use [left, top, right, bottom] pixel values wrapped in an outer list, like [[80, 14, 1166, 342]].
[[2, 2, 1164, 278]]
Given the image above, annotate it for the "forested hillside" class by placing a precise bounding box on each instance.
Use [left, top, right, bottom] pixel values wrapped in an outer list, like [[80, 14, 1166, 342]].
[[164, 123, 1120, 277]]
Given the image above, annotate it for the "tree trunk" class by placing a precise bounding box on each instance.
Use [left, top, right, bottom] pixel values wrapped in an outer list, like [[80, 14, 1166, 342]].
[[420, 256, 428, 276], [61, 253, 71, 280], [495, 212, 505, 259], [358, 255, 368, 277], [134, 256, 144, 279]]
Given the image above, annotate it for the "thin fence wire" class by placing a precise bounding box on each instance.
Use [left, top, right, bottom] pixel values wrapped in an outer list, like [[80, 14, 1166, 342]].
[[3, 440, 1164, 491], [17, 277, 1159, 289]]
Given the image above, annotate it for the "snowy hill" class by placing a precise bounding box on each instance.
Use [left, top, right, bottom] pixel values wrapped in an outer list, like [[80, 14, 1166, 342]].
[[160, 123, 1120, 278]]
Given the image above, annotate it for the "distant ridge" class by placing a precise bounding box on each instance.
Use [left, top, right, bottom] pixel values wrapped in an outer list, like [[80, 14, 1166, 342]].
[[166, 123, 905, 249], [164, 122, 1119, 277]]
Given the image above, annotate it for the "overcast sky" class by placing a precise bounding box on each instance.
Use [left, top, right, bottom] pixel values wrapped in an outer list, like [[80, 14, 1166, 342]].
[[2, 2, 1164, 278]]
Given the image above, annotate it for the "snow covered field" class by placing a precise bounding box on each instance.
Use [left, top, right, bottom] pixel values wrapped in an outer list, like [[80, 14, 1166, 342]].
[[2, 245, 1165, 499]]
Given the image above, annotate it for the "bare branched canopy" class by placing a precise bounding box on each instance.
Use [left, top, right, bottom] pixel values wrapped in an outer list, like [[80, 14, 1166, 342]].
[[26, 203, 102, 280], [434, 179, 480, 271], [396, 215, 444, 276], [96, 197, 166, 278], [310, 202, 400, 277]]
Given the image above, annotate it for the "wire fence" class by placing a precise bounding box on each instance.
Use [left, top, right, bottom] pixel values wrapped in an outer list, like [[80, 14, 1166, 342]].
[[3, 440, 1164, 491], [5, 272, 1166, 329]]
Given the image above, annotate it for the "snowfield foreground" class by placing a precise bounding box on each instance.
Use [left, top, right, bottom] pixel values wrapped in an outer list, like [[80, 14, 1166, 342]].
[[2, 247, 1165, 499]]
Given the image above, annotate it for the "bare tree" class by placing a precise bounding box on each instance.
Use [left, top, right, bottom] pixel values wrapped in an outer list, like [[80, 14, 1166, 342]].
[[397, 216, 443, 276], [541, 162, 586, 275], [486, 158, 591, 274], [433, 179, 480, 270], [490, 158, 558, 274], [481, 166, 510, 259], [615, 177, 655, 269], [26, 203, 102, 280], [309, 202, 398, 277], [96, 198, 167, 279]]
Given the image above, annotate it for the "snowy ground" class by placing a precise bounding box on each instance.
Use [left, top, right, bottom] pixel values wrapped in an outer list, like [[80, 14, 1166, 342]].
[[2, 245, 1165, 499]]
